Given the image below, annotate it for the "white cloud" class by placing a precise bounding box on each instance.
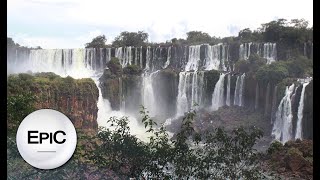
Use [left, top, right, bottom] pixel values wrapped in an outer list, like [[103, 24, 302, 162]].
[[8, 0, 313, 48]]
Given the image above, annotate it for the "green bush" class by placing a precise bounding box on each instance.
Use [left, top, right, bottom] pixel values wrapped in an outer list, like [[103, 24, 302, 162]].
[[123, 64, 142, 75], [267, 141, 283, 155], [256, 62, 289, 85], [107, 57, 122, 75], [90, 107, 265, 179]]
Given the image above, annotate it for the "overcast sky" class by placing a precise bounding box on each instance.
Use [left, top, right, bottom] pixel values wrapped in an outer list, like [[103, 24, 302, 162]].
[[8, 0, 313, 49]]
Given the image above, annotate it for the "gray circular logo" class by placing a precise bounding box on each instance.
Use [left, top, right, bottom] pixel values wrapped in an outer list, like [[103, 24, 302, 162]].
[[16, 109, 77, 169]]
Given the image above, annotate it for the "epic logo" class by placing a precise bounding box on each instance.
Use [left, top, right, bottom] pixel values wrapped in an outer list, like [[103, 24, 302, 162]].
[[16, 109, 77, 169], [28, 130, 66, 144]]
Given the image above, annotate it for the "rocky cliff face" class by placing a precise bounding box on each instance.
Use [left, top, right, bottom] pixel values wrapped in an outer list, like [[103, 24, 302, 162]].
[[7, 73, 99, 131], [262, 139, 313, 179], [303, 80, 313, 139]]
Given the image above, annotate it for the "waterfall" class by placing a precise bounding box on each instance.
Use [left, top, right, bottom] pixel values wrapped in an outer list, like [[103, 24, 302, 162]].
[[304, 43, 307, 57], [135, 47, 138, 65], [226, 74, 231, 106], [295, 81, 310, 139], [107, 48, 111, 64], [176, 72, 189, 116], [145, 46, 151, 71], [115, 47, 132, 67], [234, 73, 245, 106], [263, 43, 277, 64], [204, 44, 228, 71], [185, 45, 201, 71], [115, 47, 123, 65], [191, 71, 204, 107], [239, 73, 245, 106], [139, 46, 143, 69], [204, 44, 220, 71], [255, 83, 259, 110], [239, 43, 252, 60], [26, 49, 94, 78], [176, 71, 204, 116], [141, 71, 159, 117], [272, 84, 295, 143], [211, 73, 226, 111], [234, 76, 240, 105], [163, 46, 171, 69], [257, 43, 261, 56]]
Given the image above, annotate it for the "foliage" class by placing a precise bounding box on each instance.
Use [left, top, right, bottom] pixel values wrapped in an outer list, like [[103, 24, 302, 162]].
[[85, 35, 108, 48], [123, 65, 142, 75], [112, 31, 148, 47], [106, 57, 123, 76], [7, 93, 36, 135], [235, 54, 266, 74], [267, 141, 283, 155], [256, 61, 289, 85], [186, 31, 221, 45], [8, 102, 267, 179], [90, 106, 264, 179], [235, 60, 250, 73]]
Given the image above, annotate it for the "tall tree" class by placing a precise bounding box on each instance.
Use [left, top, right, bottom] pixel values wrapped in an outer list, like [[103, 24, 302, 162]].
[[112, 31, 148, 47], [186, 31, 212, 44], [85, 35, 107, 48]]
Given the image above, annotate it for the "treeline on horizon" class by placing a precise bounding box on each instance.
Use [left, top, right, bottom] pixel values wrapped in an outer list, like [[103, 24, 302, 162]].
[[7, 18, 313, 50]]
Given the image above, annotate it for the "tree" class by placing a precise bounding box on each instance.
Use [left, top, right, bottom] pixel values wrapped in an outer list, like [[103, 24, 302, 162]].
[[7, 37, 16, 48], [238, 28, 252, 41], [85, 35, 107, 48], [112, 31, 148, 47], [186, 31, 212, 44]]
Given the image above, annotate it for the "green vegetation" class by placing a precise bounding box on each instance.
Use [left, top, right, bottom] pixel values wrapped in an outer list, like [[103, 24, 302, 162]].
[[7, 92, 35, 135], [267, 141, 283, 155], [106, 57, 123, 76], [112, 31, 149, 47], [85, 35, 108, 48], [8, 105, 266, 179], [256, 55, 312, 85], [123, 64, 142, 75]]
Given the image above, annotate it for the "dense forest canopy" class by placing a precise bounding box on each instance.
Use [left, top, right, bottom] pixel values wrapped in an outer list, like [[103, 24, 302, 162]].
[[83, 18, 312, 48]]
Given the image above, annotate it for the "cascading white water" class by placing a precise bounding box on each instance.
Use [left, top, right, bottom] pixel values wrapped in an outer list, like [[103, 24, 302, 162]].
[[234, 73, 245, 106], [26, 49, 94, 78], [176, 72, 189, 116], [115, 47, 132, 67], [93, 75, 151, 142], [191, 71, 204, 107], [141, 71, 159, 117], [239, 73, 245, 106], [175, 71, 204, 117], [295, 81, 310, 140], [163, 46, 171, 69], [263, 43, 277, 64], [145, 46, 151, 71], [135, 47, 138, 65], [234, 76, 240, 105], [115, 47, 123, 64], [185, 45, 201, 71], [239, 43, 252, 60], [203, 44, 229, 71], [272, 84, 295, 143], [140, 46, 143, 69], [211, 73, 226, 111], [226, 74, 231, 106]]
